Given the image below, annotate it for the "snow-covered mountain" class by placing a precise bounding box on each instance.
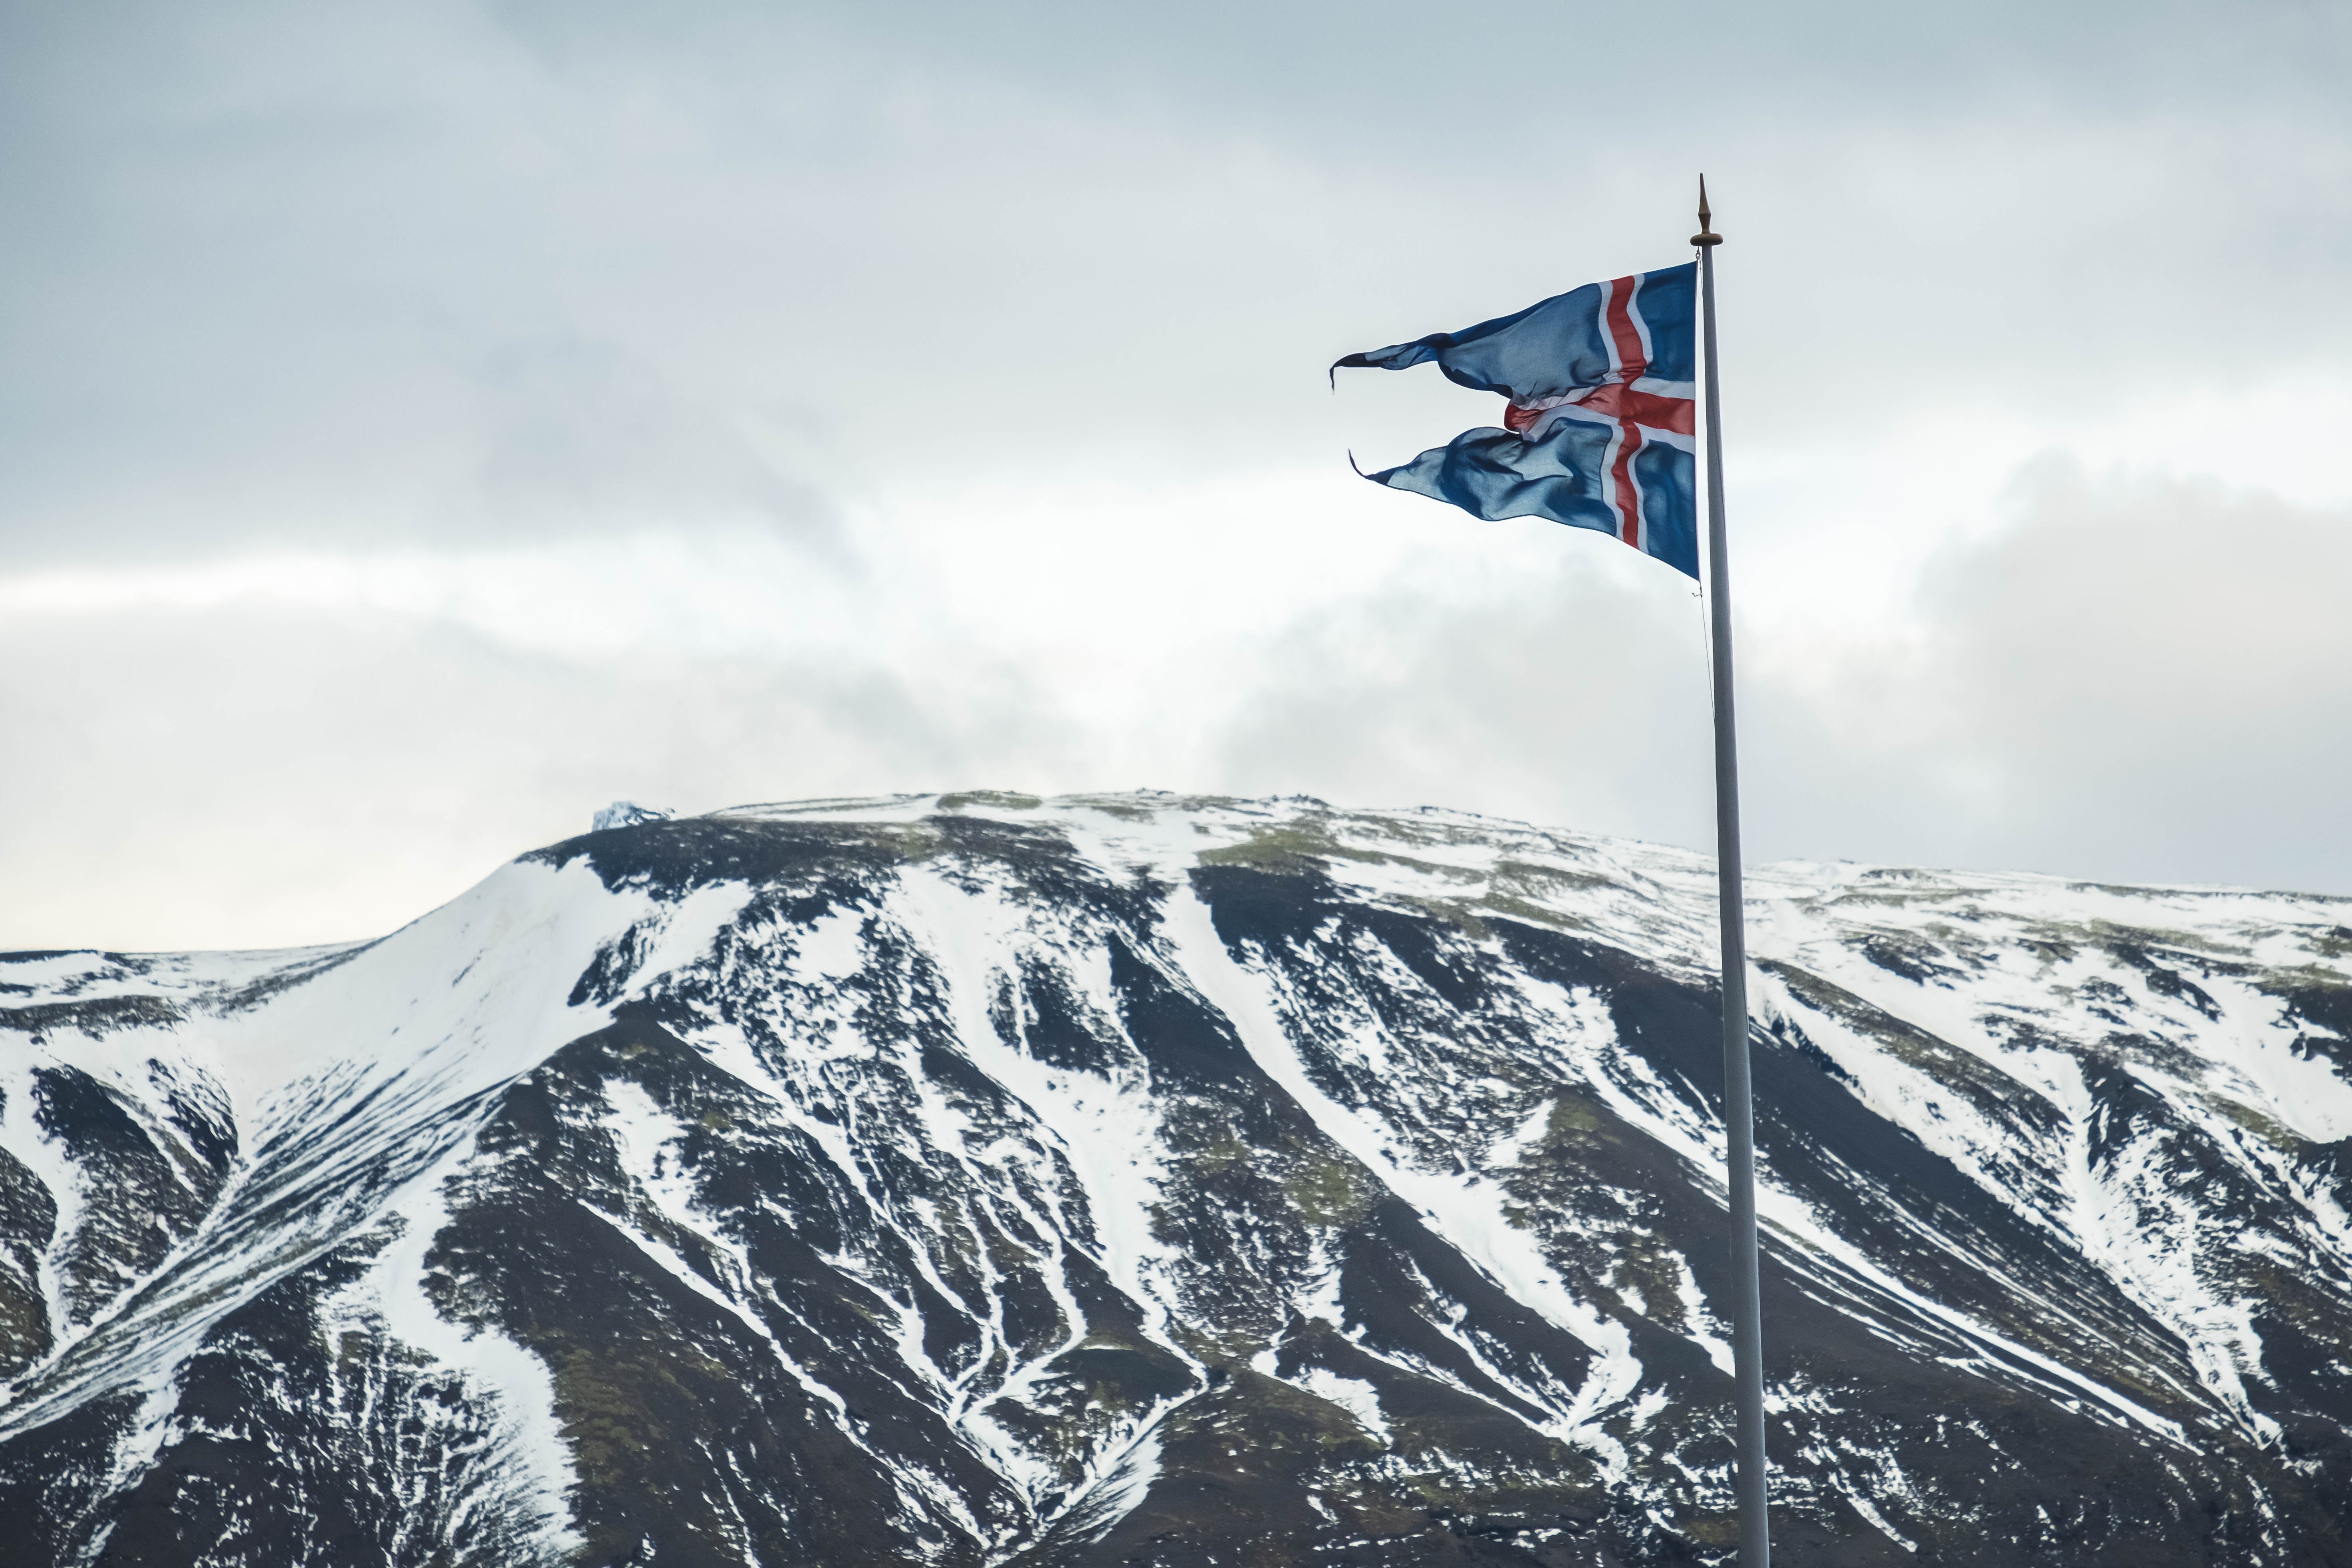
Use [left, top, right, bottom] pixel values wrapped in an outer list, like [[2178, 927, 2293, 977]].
[[3, 793, 2350, 1567]]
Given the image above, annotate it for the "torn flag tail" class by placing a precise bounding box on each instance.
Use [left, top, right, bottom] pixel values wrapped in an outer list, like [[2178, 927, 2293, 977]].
[[1333, 263, 1699, 578]]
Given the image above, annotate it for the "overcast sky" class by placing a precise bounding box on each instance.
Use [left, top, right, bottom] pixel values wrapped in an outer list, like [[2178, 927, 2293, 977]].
[[5, 0, 2350, 950]]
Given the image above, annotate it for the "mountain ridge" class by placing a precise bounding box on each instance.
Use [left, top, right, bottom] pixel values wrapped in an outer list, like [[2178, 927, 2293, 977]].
[[2, 791, 2349, 1566]]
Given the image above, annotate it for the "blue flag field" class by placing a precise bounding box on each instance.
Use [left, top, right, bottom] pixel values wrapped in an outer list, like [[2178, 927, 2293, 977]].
[[1334, 262, 1701, 578]]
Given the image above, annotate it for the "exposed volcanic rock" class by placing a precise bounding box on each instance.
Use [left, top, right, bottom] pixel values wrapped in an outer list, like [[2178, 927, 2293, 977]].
[[2, 793, 2350, 1566]]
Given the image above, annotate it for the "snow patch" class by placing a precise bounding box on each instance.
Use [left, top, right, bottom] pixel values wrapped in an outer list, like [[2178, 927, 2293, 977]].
[[369, 1132, 582, 1559], [1292, 1368, 1389, 1443]]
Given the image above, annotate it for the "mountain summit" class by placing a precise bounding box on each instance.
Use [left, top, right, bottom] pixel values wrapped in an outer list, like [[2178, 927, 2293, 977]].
[[4, 793, 2350, 1566]]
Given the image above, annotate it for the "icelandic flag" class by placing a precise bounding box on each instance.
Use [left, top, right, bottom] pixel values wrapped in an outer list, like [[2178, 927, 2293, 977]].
[[1333, 263, 1699, 578]]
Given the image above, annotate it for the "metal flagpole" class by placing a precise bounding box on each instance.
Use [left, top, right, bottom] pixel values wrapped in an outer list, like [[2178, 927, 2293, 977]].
[[1693, 176, 1769, 1566]]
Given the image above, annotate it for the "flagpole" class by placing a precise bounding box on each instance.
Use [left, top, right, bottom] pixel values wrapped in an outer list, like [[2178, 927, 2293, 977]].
[[1694, 177, 1769, 1566]]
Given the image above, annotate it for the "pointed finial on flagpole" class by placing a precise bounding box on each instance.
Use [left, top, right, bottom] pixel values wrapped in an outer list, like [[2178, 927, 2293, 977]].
[[1692, 175, 1722, 247]]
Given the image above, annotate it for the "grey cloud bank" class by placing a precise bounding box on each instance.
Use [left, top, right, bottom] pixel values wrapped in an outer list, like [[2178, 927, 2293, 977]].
[[7, 466, 2345, 950], [7, 0, 2345, 564], [1220, 465, 2352, 897], [2, 0, 2348, 946]]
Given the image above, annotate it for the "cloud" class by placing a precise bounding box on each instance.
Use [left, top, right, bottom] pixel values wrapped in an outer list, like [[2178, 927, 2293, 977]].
[[1753, 460, 2352, 891], [1210, 534, 1716, 847], [468, 336, 843, 555], [1209, 463, 2352, 897], [4, 0, 2346, 570], [3, 1, 2350, 945], [3, 462, 2347, 953], [0, 598, 1077, 949]]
